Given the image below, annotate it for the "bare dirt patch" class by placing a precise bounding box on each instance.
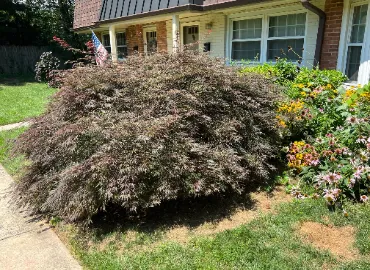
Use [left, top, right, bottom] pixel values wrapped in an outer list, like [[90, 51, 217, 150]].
[[165, 186, 291, 241], [85, 186, 292, 253], [298, 221, 359, 260]]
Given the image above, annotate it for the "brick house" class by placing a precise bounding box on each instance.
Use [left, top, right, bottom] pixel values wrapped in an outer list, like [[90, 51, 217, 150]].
[[73, 0, 370, 85]]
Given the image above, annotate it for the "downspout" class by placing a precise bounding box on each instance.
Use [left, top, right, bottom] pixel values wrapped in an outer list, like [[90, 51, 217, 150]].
[[301, 0, 326, 67]]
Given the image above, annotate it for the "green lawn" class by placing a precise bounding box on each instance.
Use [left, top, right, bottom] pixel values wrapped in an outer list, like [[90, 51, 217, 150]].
[[0, 77, 56, 125], [63, 198, 370, 270], [0, 127, 27, 176]]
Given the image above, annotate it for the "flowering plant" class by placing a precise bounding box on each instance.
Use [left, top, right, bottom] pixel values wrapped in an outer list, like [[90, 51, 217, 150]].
[[283, 84, 370, 206]]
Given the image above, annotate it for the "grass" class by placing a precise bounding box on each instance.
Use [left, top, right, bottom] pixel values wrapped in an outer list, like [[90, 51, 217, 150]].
[[0, 127, 27, 175], [58, 198, 370, 270], [0, 76, 56, 125]]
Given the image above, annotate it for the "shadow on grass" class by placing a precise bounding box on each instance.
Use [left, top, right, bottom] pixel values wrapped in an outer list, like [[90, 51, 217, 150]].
[[0, 74, 36, 86], [88, 189, 258, 241]]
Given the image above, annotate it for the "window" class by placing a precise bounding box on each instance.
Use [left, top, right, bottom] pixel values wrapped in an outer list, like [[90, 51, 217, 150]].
[[183, 26, 199, 50], [230, 13, 306, 63], [345, 4, 368, 82], [116, 32, 127, 59], [267, 13, 306, 61], [102, 34, 111, 53], [231, 18, 262, 61], [101, 32, 127, 59]]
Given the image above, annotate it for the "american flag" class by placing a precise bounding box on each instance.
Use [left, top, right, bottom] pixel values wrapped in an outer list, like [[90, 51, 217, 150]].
[[92, 31, 109, 66]]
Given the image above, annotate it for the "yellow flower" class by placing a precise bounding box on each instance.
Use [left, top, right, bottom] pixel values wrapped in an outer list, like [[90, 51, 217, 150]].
[[297, 83, 305, 89], [326, 84, 333, 89], [294, 141, 305, 147], [279, 120, 287, 128], [300, 91, 307, 97]]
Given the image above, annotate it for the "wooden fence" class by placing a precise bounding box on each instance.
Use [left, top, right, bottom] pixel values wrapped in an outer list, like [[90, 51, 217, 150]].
[[0, 46, 49, 75]]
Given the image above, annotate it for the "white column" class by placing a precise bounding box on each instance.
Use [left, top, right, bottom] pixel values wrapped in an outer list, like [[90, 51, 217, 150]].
[[172, 14, 180, 53], [109, 25, 118, 63]]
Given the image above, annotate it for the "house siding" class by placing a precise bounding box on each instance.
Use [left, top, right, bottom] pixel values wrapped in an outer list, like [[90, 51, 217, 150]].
[[165, 0, 324, 67], [166, 13, 226, 57]]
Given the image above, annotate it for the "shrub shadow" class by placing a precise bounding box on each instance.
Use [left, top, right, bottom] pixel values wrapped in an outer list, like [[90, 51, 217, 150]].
[[0, 74, 36, 86], [88, 189, 258, 240]]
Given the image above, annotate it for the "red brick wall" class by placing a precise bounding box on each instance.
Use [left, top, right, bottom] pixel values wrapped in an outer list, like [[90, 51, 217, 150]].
[[73, 0, 102, 29], [156, 21, 167, 53], [126, 21, 167, 55], [127, 25, 144, 55], [320, 0, 344, 69]]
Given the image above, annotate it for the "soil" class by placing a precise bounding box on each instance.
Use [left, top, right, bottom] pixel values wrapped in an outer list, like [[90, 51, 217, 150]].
[[164, 186, 291, 242], [298, 221, 359, 261]]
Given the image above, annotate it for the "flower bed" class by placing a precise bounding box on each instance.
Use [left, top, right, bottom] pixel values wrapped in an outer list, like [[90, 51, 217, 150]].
[[242, 62, 370, 209]]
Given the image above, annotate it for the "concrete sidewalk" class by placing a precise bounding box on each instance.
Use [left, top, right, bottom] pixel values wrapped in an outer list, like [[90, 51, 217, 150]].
[[0, 122, 30, 132], [0, 165, 81, 270]]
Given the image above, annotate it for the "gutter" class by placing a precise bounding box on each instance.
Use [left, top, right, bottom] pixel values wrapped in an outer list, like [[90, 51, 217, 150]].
[[300, 0, 326, 67]]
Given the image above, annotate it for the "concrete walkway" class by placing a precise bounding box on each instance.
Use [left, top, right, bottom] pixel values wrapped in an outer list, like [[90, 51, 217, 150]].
[[0, 165, 81, 270], [0, 121, 30, 132]]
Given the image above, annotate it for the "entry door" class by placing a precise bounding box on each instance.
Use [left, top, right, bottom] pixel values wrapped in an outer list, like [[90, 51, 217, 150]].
[[145, 30, 157, 54], [183, 26, 199, 50]]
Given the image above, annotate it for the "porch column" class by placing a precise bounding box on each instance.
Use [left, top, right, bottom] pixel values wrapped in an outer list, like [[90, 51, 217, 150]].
[[172, 14, 180, 52], [109, 25, 118, 62]]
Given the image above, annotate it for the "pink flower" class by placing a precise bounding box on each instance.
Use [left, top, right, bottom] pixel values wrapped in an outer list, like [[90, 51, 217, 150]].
[[356, 136, 367, 144], [347, 116, 359, 125], [348, 178, 356, 188], [322, 173, 342, 184], [353, 167, 364, 179], [323, 189, 337, 204], [310, 159, 320, 166], [360, 195, 369, 203]]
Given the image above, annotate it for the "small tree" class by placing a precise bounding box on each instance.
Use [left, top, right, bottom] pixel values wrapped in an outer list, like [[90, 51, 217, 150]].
[[15, 51, 281, 223]]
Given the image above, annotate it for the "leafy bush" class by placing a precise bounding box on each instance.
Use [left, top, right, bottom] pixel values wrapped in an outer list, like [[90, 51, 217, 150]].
[[240, 59, 299, 86], [14, 51, 281, 223], [35, 52, 60, 82], [285, 68, 347, 98]]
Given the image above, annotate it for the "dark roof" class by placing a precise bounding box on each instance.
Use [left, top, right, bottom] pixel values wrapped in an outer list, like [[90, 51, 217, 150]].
[[99, 0, 204, 21]]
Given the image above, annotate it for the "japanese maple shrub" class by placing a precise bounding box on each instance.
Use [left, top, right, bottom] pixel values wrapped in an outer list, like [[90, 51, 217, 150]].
[[14, 51, 281, 223]]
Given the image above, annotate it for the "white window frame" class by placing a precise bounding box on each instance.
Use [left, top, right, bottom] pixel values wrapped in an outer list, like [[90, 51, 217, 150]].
[[227, 10, 307, 65], [266, 13, 306, 62], [116, 32, 127, 60], [338, 0, 370, 85], [143, 26, 157, 54], [102, 33, 111, 52], [102, 32, 127, 59], [230, 15, 263, 63]]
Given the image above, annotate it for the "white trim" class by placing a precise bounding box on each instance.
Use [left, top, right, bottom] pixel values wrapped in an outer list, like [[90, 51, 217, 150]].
[[116, 32, 127, 60], [172, 15, 180, 52], [338, 0, 370, 84], [180, 21, 200, 50], [109, 25, 117, 63]]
